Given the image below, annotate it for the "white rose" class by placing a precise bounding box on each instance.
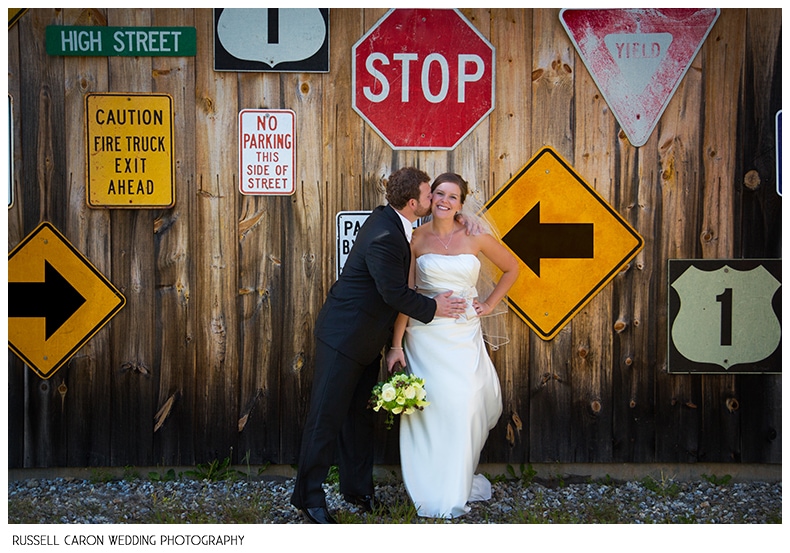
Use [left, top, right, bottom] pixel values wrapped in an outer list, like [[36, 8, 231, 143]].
[[381, 384, 396, 402]]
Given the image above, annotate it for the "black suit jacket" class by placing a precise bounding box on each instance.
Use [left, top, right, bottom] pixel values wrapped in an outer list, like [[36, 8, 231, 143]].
[[314, 205, 436, 365]]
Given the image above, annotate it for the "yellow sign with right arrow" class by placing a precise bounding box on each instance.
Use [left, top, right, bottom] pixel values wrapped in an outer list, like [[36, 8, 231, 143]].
[[8, 222, 126, 379]]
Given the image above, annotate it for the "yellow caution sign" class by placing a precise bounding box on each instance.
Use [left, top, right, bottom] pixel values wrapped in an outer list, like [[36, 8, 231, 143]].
[[85, 93, 175, 208], [485, 147, 644, 340], [8, 222, 126, 379]]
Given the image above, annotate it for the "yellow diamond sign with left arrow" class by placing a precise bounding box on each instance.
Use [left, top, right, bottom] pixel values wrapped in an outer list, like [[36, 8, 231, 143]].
[[8, 222, 126, 379], [485, 147, 644, 340]]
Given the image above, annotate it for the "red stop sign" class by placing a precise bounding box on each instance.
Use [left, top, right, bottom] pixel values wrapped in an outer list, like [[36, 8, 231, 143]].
[[353, 9, 495, 150]]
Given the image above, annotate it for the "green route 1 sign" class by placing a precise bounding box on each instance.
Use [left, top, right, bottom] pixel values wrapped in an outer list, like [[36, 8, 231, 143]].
[[668, 259, 781, 374]]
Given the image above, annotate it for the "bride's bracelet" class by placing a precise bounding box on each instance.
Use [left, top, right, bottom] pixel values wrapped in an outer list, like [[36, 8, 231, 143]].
[[390, 346, 403, 350]]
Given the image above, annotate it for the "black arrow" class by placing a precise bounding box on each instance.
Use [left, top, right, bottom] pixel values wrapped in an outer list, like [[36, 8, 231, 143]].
[[8, 260, 86, 340], [503, 202, 594, 277]]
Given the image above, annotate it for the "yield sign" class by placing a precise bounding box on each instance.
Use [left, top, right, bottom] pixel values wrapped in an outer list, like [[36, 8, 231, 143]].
[[560, 8, 720, 147], [8, 222, 126, 379], [485, 147, 644, 340]]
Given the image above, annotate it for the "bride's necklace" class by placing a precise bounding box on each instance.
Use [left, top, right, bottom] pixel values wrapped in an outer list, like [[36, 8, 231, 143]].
[[432, 227, 456, 250]]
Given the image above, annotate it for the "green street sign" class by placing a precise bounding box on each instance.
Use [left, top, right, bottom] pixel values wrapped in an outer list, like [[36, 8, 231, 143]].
[[46, 26, 196, 57]]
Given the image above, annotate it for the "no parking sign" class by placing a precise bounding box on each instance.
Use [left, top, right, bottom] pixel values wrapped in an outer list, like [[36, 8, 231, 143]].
[[239, 109, 296, 195]]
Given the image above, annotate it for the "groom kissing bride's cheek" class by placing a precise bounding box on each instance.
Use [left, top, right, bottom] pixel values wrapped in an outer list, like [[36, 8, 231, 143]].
[[290, 168, 517, 523]]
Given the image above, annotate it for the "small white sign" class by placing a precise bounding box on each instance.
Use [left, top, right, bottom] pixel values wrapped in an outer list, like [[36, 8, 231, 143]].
[[9, 94, 14, 208], [239, 109, 295, 196], [336, 211, 370, 279], [777, 110, 782, 196]]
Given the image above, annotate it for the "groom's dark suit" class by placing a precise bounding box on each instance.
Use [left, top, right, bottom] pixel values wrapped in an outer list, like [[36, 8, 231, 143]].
[[291, 204, 437, 511]]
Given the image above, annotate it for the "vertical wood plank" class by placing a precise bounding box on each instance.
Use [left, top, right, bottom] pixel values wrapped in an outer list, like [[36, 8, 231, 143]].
[[489, 9, 532, 184], [105, 9, 157, 466], [614, 129, 660, 462], [60, 7, 113, 467], [18, 9, 67, 232], [193, 8, 240, 462], [738, 9, 782, 258], [486, 8, 533, 462], [697, 9, 744, 463], [359, 8, 396, 210], [612, 141, 657, 463], [528, 8, 575, 462], [321, 8, 366, 283], [569, 26, 618, 462], [276, 66, 327, 465], [7, 20, 24, 247], [17, 8, 68, 467], [150, 7, 198, 465], [235, 70, 286, 464], [737, 8, 782, 463], [653, 28, 706, 463], [7, 16, 26, 469]]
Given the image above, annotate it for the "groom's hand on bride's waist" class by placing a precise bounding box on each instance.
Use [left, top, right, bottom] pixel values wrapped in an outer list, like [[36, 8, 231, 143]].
[[434, 291, 466, 319]]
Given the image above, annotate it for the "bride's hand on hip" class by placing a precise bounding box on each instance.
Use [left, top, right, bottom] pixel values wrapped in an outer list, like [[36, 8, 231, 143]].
[[473, 299, 493, 317]]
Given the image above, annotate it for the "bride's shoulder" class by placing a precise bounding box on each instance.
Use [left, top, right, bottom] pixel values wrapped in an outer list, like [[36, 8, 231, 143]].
[[409, 226, 431, 252], [470, 229, 495, 243], [412, 224, 431, 241]]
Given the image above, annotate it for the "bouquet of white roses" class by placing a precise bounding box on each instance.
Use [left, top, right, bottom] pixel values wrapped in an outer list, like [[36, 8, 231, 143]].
[[369, 371, 430, 429]]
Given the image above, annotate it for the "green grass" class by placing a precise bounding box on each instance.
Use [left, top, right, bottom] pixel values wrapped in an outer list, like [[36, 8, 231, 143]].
[[145, 488, 274, 524], [702, 473, 732, 486], [640, 474, 681, 498]]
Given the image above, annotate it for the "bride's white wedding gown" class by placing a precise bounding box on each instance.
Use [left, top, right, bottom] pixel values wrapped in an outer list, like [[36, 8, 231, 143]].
[[399, 253, 503, 518]]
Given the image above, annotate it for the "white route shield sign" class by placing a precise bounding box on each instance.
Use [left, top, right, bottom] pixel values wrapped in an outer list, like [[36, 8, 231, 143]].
[[668, 259, 781, 374]]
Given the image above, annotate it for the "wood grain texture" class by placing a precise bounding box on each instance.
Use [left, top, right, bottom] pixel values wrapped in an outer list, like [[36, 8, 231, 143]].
[[7, 8, 781, 468]]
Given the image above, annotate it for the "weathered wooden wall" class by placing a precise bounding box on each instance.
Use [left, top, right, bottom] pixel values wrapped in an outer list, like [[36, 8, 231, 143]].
[[7, 8, 781, 469]]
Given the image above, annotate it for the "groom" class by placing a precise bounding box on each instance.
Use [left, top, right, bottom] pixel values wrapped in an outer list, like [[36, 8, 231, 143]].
[[290, 167, 467, 523]]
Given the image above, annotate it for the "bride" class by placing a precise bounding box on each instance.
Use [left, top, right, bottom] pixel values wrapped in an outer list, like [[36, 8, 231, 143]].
[[386, 172, 519, 519]]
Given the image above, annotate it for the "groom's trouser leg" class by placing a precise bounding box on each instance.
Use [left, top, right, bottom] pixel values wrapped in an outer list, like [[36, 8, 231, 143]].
[[291, 340, 367, 509], [337, 356, 379, 497]]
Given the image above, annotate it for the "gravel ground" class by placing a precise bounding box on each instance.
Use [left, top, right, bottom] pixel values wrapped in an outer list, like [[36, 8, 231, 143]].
[[7, 472, 781, 525]]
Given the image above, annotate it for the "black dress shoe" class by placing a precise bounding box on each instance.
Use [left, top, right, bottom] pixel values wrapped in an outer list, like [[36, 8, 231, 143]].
[[301, 506, 337, 524], [343, 494, 375, 513]]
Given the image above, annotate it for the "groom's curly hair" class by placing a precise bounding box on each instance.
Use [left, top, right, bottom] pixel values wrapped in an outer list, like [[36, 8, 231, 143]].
[[385, 167, 431, 209]]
